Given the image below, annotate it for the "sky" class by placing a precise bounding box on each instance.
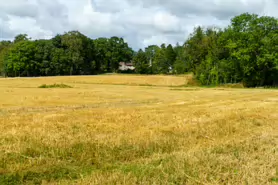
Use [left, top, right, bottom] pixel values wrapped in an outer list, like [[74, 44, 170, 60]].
[[0, 0, 277, 49]]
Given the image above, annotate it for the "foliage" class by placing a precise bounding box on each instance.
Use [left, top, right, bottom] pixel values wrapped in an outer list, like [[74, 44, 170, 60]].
[[131, 13, 278, 87], [1, 32, 133, 77], [133, 49, 149, 74], [184, 13, 278, 87], [14, 34, 30, 43], [94, 37, 134, 73], [0, 41, 11, 76], [173, 45, 188, 74]]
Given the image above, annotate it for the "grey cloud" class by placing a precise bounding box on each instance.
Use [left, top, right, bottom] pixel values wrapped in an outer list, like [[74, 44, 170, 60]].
[[35, 0, 69, 33], [0, 0, 277, 49], [0, 19, 14, 39], [0, 1, 38, 18], [92, 0, 130, 13], [131, 0, 266, 20]]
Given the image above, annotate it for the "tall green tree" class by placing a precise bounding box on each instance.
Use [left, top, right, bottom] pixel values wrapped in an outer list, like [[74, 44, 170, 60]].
[[152, 44, 170, 74], [228, 13, 278, 87], [61, 31, 86, 75], [6, 40, 37, 77], [185, 26, 207, 74], [108, 37, 133, 72], [14, 34, 30, 43], [173, 45, 188, 74], [165, 44, 176, 72], [145, 45, 159, 74], [94, 37, 133, 73], [0, 41, 11, 76], [133, 49, 149, 74]]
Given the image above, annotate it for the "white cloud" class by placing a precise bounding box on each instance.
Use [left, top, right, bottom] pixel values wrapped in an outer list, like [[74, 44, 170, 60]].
[[153, 11, 181, 32], [7, 15, 52, 39], [0, 0, 277, 49]]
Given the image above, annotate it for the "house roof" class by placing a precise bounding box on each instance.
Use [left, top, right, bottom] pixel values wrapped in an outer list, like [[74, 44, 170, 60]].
[[119, 62, 134, 66]]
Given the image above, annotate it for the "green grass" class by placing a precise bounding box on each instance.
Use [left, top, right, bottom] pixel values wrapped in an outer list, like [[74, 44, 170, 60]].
[[38, 83, 73, 88], [170, 88, 201, 91]]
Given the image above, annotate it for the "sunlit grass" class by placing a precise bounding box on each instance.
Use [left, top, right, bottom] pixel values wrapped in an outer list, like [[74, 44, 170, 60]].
[[0, 74, 277, 184], [0, 74, 192, 88]]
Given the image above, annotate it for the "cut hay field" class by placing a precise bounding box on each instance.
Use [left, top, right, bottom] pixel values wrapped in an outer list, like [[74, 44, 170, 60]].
[[0, 75, 277, 184]]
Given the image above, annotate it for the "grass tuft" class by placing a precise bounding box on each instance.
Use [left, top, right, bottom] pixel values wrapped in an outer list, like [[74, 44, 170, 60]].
[[38, 83, 73, 88]]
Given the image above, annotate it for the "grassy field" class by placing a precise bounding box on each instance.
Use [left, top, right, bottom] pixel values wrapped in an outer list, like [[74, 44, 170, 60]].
[[0, 75, 277, 184]]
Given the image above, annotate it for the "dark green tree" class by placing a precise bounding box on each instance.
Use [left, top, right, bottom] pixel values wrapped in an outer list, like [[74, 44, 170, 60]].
[[14, 34, 30, 43], [5, 40, 37, 77], [145, 45, 159, 74], [165, 44, 176, 71], [133, 49, 149, 74], [0, 41, 12, 76], [173, 45, 188, 74]]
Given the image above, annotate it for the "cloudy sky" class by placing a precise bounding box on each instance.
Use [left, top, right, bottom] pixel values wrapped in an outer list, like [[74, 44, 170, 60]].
[[0, 0, 277, 49]]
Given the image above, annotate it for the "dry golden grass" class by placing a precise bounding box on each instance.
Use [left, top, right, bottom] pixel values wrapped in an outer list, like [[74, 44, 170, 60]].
[[0, 74, 277, 184], [0, 74, 192, 88]]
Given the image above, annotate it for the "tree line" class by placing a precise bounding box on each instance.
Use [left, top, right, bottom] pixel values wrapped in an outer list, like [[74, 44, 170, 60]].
[[0, 32, 133, 77], [1, 13, 278, 87], [133, 13, 278, 87]]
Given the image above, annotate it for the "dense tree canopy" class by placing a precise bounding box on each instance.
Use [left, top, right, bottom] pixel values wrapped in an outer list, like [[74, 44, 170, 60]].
[[0, 31, 133, 77], [133, 13, 278, 87], [0, 41, 11, 76], [0, 13, 278, 87], [133, 49, 149, 74], [190, 13, 278, 87], [94, 37, 133, 73]]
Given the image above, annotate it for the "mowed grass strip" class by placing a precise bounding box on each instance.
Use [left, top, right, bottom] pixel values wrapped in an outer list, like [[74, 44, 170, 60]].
[[0, 75, 277, 184], [0, 74, 192, 88]]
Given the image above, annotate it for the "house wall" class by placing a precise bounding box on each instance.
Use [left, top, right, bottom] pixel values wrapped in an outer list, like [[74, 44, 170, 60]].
[[119, 63, 135, 71]]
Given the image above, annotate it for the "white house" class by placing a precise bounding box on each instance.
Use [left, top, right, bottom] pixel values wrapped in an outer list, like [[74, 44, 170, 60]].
[[119, 62, 135, 71]]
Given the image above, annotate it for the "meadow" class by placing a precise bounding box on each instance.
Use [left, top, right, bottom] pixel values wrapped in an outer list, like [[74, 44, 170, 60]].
[[0, 74, 277, 184]]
